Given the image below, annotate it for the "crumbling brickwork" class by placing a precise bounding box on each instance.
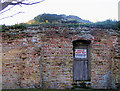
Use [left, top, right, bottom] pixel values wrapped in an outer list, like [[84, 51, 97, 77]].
[[2, 27, 120, 89]]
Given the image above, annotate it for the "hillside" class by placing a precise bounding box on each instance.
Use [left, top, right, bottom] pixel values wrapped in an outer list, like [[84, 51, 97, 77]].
[[27, 13, 92, 24]]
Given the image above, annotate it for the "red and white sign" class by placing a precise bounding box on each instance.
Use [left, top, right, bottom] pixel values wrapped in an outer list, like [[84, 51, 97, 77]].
[[75, 49, 87, 58]]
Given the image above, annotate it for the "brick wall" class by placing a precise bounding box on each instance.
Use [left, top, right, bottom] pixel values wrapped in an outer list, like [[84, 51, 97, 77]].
[[2, 27, 120, 89]]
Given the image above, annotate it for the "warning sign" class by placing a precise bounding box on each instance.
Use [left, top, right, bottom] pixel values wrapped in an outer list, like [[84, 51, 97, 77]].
[[75, 49, 87, 58]]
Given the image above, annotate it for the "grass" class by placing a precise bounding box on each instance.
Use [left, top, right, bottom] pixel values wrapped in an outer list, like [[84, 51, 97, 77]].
[[1, 89, 120, 91]]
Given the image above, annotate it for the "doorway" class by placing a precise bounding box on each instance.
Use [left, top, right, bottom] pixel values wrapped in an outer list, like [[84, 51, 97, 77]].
[[73, 40, 91, 81]]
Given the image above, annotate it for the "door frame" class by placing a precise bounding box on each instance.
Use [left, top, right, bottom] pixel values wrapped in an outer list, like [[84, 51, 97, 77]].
[[72, 40, 91, 82]]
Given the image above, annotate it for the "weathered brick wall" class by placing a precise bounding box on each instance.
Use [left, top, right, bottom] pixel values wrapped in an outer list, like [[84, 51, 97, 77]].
[[90, 32, 118, 89], [41, 33, 73, 89], [2, 30, 42, 89], [2, 27, 120, 89], [2, 40, 23, 89]]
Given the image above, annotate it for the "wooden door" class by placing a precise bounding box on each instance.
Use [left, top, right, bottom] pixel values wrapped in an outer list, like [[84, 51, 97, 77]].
[[73, 40, 91, 81]]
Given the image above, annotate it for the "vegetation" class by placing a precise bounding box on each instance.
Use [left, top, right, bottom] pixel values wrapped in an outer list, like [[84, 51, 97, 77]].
[[1, 17, 119, 31], [9, 24, 27, 30], [27, 14, 119, 30], [87, 19, 118, 30], [1, 24, 27, 32], [29, 14, 91, 24], [1, 24, 6, 32], [118, 21, 120, 29], [34, 14, 63, 23], [35, 19, 118, 30], [1, 89, 120, 91]]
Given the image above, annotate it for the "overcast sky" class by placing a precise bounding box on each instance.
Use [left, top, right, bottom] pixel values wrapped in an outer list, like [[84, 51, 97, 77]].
[[0, 0, 119, 25]]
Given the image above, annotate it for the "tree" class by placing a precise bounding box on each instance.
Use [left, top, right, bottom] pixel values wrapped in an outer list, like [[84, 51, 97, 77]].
[[0, 0, 45, 11], [0, 0, 45, 20]]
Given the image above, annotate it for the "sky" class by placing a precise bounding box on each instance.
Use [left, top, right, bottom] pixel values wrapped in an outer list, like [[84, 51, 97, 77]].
[[0, 0, 119, 25]]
